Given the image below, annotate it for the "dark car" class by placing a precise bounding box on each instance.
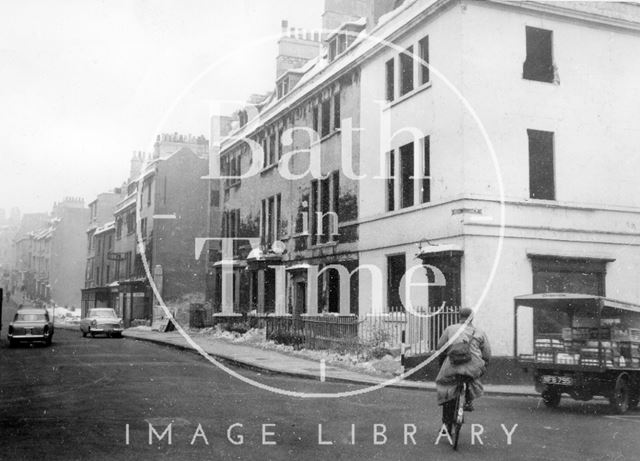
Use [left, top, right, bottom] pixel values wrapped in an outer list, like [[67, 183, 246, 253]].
[[8, 308, 54, 347]]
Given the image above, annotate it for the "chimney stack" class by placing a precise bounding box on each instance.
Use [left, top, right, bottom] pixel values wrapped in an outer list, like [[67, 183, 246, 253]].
[[276, 19, 322, 78], [130, 151, 144, 180]]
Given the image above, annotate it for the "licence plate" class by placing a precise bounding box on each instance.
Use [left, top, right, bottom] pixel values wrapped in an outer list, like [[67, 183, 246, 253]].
[[541, 375, 573, 386]]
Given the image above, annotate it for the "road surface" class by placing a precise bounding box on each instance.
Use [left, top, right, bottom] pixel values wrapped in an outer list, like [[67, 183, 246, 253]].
[[1, 313, 638, 460]]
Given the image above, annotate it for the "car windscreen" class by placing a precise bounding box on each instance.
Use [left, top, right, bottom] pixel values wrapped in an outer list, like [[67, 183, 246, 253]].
[[15, 313, 47, 322], [91, 310, 117, 318]]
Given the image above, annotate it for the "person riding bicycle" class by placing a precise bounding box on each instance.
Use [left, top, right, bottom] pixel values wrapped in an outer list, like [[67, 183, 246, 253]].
[[435, 307, 491, 431]]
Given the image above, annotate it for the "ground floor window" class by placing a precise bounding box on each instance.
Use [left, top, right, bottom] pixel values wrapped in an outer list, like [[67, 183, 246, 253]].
[[531, 256, 607, 296], [387, 254, 406, 312]]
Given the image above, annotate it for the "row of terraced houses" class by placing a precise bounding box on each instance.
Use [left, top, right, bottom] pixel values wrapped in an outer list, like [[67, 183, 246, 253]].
[[208, 0, 640, 363]]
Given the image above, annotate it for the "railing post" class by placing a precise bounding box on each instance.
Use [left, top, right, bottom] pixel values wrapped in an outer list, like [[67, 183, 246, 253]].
[[400, 329, 406, 372]]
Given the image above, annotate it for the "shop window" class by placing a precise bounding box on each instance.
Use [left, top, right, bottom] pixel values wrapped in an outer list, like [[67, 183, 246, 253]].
[[531, 256, 606, 296]]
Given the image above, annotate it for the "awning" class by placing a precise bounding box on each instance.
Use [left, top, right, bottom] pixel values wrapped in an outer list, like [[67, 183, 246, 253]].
[[416, 243, 463, 256], [286, 263, 311, 271], [212, 259, 247, 267]]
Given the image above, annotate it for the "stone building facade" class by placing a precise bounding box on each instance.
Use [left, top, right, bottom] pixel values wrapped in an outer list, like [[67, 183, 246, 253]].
[[213, 0, 640, 363]]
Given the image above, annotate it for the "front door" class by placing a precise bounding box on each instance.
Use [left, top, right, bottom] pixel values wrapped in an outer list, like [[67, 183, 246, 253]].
[[294, 281, 306, 316]]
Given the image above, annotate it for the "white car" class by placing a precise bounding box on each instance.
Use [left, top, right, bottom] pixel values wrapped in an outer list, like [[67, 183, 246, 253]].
[[80, 308, 123, 338]]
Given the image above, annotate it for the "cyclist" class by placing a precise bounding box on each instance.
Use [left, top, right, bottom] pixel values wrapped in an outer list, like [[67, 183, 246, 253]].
[[435, 307, 491, 433]]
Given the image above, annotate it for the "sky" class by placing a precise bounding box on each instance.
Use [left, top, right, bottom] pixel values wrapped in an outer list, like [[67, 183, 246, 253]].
[[0, 0, 324, 215]]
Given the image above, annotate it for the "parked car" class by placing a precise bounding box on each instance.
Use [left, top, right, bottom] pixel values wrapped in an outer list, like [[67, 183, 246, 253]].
[[8, 308, 54, 347], [80, 308, 123, 338]]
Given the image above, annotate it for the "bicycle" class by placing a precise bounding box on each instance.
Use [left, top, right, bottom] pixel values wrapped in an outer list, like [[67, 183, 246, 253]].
[[443, 375, 472, 450]]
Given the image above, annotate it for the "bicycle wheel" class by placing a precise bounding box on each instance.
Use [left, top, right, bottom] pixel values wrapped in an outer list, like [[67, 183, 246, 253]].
[[452, 421, 461, 450], [452, 383, 465, 450]]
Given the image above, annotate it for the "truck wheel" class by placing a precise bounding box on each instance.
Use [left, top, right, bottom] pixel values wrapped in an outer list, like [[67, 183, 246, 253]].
[[610, 374, 631, 414], [542, 388, 561, 408]]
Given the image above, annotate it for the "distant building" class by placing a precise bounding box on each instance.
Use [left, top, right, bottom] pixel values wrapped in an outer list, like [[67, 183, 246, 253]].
[[112, 140, 209, 326], [10, 212, 49, 297], [16, 198, 89, 307], [80, 189, 122, 316]]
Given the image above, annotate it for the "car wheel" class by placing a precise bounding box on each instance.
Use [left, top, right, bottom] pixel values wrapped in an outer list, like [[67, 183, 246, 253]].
[[542, 388, 561, 408], [610, 374, 631, 414], [45, 336, 52, 346], [82, 330, 87, 338], [9, 338, 16, 348]]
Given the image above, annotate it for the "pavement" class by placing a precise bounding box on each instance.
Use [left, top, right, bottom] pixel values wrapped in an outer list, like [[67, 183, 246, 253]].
[[114, 326, 538, 397]]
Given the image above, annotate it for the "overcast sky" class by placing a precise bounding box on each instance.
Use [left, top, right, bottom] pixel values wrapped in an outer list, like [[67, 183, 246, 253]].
[[0, 0, 324, 215]]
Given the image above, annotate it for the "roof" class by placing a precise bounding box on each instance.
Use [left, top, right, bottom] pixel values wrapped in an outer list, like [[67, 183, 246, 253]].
[[94, 221, 115, 236], [417, 243, 463, 256], [221, 0, 640, 153], [33, 227, 54, 240], [326, 17, 367, 41], [212, 259, 247, 267], [514, 293, 640, 313], [520, 1, 640, 24], [114, 194, 136, 215]]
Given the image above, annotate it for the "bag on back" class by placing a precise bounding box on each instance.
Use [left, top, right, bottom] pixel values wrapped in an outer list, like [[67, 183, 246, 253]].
[[447, 327, 476, 365]]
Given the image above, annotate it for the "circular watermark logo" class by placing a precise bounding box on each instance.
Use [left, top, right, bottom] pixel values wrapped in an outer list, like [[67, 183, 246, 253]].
[[134, 26, 506, 398]]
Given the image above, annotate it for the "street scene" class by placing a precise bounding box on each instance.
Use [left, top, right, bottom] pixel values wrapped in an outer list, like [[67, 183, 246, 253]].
[[2, 301, 640, 460], [2, 0, 640, 459]]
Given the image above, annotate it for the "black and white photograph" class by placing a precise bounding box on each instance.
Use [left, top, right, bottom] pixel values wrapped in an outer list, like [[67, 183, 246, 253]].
[[1, 0, 640, 459]]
